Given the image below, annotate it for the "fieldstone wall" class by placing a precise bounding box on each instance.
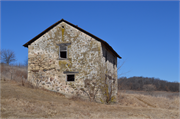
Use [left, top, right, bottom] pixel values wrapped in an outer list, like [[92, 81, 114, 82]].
[[27, 21, 118, 101], [101, 45, 118, 102]]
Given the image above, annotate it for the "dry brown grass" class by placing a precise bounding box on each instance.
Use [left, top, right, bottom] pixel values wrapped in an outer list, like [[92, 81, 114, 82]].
[[121, 90, 179, 99], [1, 64, 27, 82], [1, 80, 179, 119], [1, 65, 179, 118], [118, 91, 180, 110]]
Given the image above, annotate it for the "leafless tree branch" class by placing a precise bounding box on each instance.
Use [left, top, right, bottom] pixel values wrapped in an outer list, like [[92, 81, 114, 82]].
[[0, 49, 16, 65]]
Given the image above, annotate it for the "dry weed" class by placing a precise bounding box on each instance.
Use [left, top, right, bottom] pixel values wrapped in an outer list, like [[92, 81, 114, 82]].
[[1, 64, 27, 82]]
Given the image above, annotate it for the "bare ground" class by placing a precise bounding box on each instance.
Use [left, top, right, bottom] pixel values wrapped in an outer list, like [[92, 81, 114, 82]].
[[1, 80, 179, 119]]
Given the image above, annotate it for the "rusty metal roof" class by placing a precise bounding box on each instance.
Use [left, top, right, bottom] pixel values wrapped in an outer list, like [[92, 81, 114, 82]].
[[23, 19, 121, 59]]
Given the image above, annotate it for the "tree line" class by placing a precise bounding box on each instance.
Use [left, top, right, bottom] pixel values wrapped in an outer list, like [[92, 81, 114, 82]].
[[118, 76, 179, 92]]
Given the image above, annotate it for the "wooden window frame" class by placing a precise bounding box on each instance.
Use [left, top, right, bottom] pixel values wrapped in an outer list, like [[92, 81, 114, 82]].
[[59, 45, 67, 59], [63, 71, 79, 82], [56, 43, 71, 60]]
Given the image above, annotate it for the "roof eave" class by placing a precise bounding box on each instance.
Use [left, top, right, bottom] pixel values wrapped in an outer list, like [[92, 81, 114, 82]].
[[23, 19, 122, 58]]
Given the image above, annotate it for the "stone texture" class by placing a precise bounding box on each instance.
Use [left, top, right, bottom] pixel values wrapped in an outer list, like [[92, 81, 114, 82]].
[[27, 21, 118, 101]]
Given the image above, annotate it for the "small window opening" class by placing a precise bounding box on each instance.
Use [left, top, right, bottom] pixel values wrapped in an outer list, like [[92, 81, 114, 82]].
[[59, 45, 67, 58], [67, 75, 75, 81], [62, 26, 64, 28], [60, 51, 67, 58]]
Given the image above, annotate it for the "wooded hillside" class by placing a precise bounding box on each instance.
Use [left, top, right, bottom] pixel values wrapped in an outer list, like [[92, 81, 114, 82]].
[[118, 77, 179, 92]]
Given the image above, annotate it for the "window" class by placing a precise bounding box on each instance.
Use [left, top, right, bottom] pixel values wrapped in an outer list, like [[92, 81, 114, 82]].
[[57, 43, 71, 60], [60, 45, 67, 58], [67, 74, 75, 81], [63, 71, 78, 82]]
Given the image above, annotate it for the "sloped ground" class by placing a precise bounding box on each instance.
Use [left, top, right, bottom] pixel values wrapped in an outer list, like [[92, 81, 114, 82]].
[[1, 64, 27, 82], [1, 80, 179, 119], [118, 91, 179, 110]]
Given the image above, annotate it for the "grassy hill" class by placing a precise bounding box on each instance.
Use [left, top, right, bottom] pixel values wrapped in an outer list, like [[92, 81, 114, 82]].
[[0, 64, 179, 118]]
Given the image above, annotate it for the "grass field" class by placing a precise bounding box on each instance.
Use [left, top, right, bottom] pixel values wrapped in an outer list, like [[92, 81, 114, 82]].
[[1, 80, 179, 119], [120, 90, 179, 99]]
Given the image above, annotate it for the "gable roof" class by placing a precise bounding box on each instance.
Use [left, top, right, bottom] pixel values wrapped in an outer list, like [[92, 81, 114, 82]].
[[23, 19, 121, 59]]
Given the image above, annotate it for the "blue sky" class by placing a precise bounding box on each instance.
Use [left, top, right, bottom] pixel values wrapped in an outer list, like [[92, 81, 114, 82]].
[[1, 1, 179, 82]]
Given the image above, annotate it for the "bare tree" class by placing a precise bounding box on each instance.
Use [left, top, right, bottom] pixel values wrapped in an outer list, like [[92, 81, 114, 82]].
[[24, 57, 28, 67], [0, 49, 16, 65], [69, 63, 117, 104], [100, 69, 117, 104], [117, 59, 130, 78], [117, 59, 131, 92], [24, 57, 28, 79], [69, 76, 100, 102]]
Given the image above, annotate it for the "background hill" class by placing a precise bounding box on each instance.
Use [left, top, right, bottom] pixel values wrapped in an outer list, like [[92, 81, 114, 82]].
[[118, 77, 179, 92]]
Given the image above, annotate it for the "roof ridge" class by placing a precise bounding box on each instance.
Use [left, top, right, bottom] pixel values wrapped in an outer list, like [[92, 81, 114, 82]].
[[23, 19, 121, 59]]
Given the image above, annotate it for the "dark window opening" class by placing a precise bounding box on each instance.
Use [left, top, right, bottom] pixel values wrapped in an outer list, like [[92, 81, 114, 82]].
[[67, 75, 75, 81], [59, 45, 67, 59], [60, 51, 67, 58]]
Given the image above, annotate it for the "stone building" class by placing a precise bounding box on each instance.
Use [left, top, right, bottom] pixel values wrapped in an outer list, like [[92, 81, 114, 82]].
[[23, 19, 121, 102]]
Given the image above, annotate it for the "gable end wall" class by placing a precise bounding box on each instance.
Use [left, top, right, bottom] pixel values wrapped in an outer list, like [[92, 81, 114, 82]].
[[27, 21, 118, 101]]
